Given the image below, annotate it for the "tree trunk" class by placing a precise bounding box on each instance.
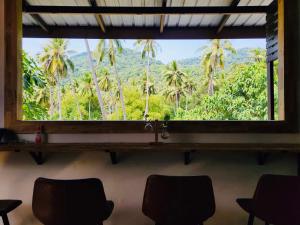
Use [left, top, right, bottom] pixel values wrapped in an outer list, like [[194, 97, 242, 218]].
[[175, 91, 179, 111], [71, 74, 82, 120], [185, 97, 188, 112], [208, 72, 214, 96], [109, 91, 114, 113], [144, 52, 150, 120], [84, 39, 107, 120], [113, 65, 127, 120], [88, 99, 91, 120], [57, 75, 62, 120], [49, 86, 54, 119]]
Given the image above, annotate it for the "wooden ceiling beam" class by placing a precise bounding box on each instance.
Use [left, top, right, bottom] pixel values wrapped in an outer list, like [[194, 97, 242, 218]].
[[217, 0, 241, 34], [23, 25, 266, 39], [23, 0, 49, 32], [160, 0, 167, 33], [22, 5, 269, 15], [88, 0, 106, 33]]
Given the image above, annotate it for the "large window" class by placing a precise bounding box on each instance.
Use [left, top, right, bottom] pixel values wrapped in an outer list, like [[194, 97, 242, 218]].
[[5, 0, 298, 133], [22, 38, 276, 121]]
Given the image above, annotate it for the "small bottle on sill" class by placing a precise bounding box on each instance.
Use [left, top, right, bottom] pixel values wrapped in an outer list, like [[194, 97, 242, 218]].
[[35, 126, 46, 144]]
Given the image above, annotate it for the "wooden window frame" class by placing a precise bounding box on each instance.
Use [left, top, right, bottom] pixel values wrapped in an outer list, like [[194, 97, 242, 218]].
[[4, 0, 299, 134]]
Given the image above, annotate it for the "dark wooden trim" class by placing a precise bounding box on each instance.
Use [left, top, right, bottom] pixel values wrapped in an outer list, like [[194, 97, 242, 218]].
[[267, 61, 275, 120], [22, 5, 269, 15], [282, 0, 300, 130], [88, 0, 106, 33], [184, 151, 192, 165], [23, 25, 267, 39], [297, 153, 300, 176], [217, 0, 240, 34], [2, 142, 300, 152], [109, 152, 118, 164], [23, 0, 49, 32], [29, 151, 45, 165], [4, 0, 23, 127], [257, 152, 269, 165], [4, 0, 299, 134], [5, 120, 295, 134], [160, 0, 167, 33]]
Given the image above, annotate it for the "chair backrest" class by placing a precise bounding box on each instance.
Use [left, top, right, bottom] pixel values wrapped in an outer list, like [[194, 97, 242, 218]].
[[253, 174, 300, 225], [142, 175, 215, 225], [32, 177, 108, 225]]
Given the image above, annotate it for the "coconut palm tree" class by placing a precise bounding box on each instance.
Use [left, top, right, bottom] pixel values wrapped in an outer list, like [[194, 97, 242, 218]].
[[94, 39, 127, 120], [39, 39, 74, 120], [249, 48, 266, 63], [84, 39, 107, 120], [69, 77, 83, 120], [200, 39, 236, 96], [182, 75, 196, 111], [164, 61, 187, 110], [81, 72, 95, 120], [98, 68, 115, 114], [140, 70, 155, 96], [135, 39, 159, 119]]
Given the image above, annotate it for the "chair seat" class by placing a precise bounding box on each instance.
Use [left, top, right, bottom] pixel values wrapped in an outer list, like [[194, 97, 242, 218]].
[[0, 200, 22, 215], [236, 198, 253, 214]]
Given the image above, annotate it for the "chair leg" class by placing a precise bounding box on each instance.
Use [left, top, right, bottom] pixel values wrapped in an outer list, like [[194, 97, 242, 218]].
[[2, 214, 10, 225], [247, 214, 254, 225]]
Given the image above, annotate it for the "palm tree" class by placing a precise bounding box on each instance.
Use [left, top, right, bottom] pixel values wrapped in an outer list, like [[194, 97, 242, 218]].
[[141, 70, 155, 96], [84, 39, 107, 120], [200, 39, 236, 96], [182, 75, 196, 111], [94, 39, 127, 120], [135, 39, 159, 119], [249, 48, 266, 63], [98, 68, 115, 114], [39, 39, 74, 120], [81, 72, 95, 120], [98, 68, 112, 92], [69, 77, 83, 120], [164, 61, 187, 110]]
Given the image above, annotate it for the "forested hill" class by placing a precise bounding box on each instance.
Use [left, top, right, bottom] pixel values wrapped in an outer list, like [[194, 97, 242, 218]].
[[176, 48, 253, 67], [71, 48, 164, 79], [71, 47, 254, 79]]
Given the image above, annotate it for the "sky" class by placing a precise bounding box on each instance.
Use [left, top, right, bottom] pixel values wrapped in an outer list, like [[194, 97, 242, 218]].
[[23, 38, 266, 64]]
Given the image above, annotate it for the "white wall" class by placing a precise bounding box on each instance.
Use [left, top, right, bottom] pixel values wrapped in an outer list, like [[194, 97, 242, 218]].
[[0, 150, 296, 225]]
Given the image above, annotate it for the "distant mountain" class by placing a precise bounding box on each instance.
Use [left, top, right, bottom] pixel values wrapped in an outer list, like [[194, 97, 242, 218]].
[[70, 47, 255, 81], [71, 48, 164, 80], [176, 48, 253, 69]]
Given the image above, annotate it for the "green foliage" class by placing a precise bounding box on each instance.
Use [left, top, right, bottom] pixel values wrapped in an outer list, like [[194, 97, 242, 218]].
[[22, 38, 272, 122], [22, 51, 48, 120], [175, 62, 268, 120]]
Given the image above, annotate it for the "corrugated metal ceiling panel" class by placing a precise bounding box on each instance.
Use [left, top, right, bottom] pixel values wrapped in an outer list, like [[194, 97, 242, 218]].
[[23, 0, 273, 28], [200, 0, 232, 26], [23, 13, 37, 25]]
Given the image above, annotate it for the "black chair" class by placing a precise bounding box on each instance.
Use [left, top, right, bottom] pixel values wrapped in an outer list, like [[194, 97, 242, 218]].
[[32, 177, 113, 225], [237, 174, 300, 225], [0, 200, 22, 225], [142, 175, 215, 225]]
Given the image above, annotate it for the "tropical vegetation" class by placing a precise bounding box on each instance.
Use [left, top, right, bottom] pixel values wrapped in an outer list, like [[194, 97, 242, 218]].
[[22, 39, 276, 121]]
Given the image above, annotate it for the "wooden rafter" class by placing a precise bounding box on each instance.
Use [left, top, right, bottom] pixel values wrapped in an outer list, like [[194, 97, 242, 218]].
[[22, 0, 49, 32], [88, 0, 106, 33], [216, 0, 240, 34], [23, 25, 266, 39], [160, 0, 167, 33], [22, 5, 269, 15]]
